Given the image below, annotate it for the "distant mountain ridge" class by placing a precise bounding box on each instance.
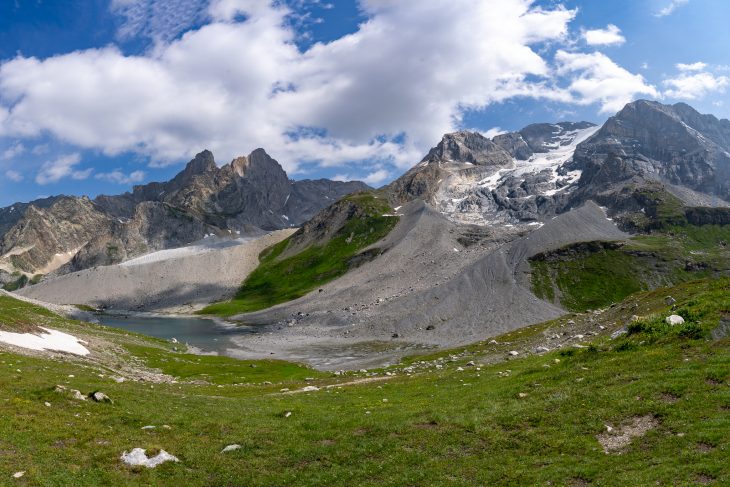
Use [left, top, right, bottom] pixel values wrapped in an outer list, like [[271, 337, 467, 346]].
[[0, 148, 368, 279]]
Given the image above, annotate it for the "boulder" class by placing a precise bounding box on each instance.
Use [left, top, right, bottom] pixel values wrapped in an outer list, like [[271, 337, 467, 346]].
[[665, 315, 685, 326]]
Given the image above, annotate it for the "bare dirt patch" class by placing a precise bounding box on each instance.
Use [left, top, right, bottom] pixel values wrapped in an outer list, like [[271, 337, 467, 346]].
[[660, 392, 680, 403], [596, 415, 659, 454], [696, 442, 714, 453]]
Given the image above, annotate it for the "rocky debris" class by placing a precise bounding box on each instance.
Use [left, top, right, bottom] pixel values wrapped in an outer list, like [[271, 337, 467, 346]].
[[300, 386, 320, 392], [12, 471, 25, 479], [665, 296, 676, 306], [89, 391, 113, 403], [596, 415, 659, 454], [666, 315, 685, 325], [221, 444, 242, 453], [120, 448, 179, 468], [508, 351, 519, 356]]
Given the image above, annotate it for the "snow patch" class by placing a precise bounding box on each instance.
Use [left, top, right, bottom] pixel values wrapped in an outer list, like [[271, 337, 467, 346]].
[[121, 237, 255, 267], [0, 327, 90, 355]]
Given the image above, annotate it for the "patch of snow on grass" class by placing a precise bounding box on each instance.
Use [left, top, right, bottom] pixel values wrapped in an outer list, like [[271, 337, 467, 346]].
[[0, 327, 90, 355]]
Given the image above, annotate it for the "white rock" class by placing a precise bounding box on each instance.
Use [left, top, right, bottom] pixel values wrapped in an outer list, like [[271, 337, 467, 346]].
[[284, 411, 292, 418], [300, 386, 319, 392], [71, 390, 86, 401], [508, 351, 519, 356], [665, 315, 685, 326], [141, 425, 156, 430], [13, 471, 25, 479], [120, 448, 179, 468], [221, 444, 241, 453]]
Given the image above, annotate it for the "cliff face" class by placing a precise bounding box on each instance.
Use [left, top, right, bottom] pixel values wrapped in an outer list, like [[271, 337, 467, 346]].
[[0, 149, 369, 277], [568, 100, 730, 204]]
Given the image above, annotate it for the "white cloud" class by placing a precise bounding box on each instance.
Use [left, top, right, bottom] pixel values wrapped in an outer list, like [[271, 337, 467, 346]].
[[35, 153, 91, 185], [655, 0, 689, 17], [0, 0, 653, 180], [676, 61, 707, 72], [362, 169, 390, 185], [95, 170, 146, 184], [582, 24, 625, 46], [1, 142, 25, 160], [664, 72, 729, 100], [484, 127, 506, 138], [5, 170, 23, 182], [555, 50, 659, 113]]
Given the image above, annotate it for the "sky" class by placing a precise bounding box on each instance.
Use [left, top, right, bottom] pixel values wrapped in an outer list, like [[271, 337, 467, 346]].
[[0, 0, 728, 206]]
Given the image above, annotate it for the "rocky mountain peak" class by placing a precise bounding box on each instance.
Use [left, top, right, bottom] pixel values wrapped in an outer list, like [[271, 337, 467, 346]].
[[181, 150, 217, 179], [518, 121, 597, 154], [424, 130, 513, 167]]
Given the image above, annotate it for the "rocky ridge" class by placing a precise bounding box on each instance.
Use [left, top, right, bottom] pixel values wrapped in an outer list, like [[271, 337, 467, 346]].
[[390, 101, 730, 226]]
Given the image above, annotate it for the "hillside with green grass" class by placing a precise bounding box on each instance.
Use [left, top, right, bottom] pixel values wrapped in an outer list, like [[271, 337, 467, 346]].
[[200, 192, 399, 317], [530, 220, 730, 312], [0, 278, 728, 485]]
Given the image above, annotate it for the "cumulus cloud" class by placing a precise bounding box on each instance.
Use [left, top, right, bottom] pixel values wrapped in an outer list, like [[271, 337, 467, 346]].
[[5, 170, 23, 182], [35, 154, 92, 185], [555, 50, 659, 113], [0, 0, 655, 182], [664, 71, 729, 100], [582, 24, 625, 46], [655, 0, 689, 17], [95, 169, 146, 184], [483, 127, 507, 138], [676, 61, 707, 72], [362, 169, 390, 185]]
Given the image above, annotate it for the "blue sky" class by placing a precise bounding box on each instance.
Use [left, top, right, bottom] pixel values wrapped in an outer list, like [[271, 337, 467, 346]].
[[0, 0, 728, 206]]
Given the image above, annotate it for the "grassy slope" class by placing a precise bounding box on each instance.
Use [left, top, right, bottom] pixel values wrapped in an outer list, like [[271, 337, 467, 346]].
[[531, 223, 730, 312], [200, 193, 399, 317], [0, 279, 728, 485]]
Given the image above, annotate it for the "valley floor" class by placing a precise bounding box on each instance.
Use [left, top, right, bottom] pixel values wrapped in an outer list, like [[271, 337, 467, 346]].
[[0, 278, 728, 485]]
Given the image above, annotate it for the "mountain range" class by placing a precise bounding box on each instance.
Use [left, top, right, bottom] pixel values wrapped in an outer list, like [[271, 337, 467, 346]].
[[0, 149, 367, 283], [5, 99, 730, 317]]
